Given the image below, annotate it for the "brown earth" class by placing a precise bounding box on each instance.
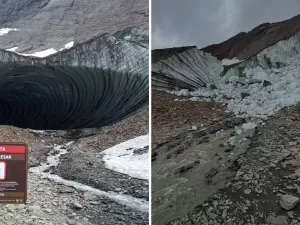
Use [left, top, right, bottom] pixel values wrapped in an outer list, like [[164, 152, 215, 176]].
[[0, 125, 62, 145], [152, 90, 229, 146], [71, 107, 149, 153], [201, 14, 300, 60], [0, 125, 65, 167]]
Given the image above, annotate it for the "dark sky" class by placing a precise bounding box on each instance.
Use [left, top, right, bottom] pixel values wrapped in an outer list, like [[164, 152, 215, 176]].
[[152, 0, 300, 49]]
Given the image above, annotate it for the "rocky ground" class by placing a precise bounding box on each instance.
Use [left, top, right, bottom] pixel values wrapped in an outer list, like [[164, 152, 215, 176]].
[[152, 91, 227, 146], [0, 107, 149, 225], [152, 91, 300, 225]]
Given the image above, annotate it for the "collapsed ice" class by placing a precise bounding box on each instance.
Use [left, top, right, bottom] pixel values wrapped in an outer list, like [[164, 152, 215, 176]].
[[166, 31, 300, 119]]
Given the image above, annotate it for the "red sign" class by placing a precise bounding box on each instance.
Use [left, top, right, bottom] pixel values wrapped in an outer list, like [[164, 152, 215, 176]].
[[0, 143, 28, 204], [0, 145, 26, 154]]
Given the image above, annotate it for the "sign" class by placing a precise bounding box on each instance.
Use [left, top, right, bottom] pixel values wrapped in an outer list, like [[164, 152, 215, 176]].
[[0, 143, 28, 204]]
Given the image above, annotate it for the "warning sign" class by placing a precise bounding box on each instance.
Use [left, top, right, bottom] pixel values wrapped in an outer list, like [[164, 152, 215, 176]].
[[0, 143, 28, 204]]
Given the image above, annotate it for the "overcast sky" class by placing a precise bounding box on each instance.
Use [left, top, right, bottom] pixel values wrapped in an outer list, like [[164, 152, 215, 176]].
[[152, 0, 300, 49]]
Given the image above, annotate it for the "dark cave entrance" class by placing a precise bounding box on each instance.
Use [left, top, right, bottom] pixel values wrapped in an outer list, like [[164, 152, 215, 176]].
[[0, 63, 148, 130]]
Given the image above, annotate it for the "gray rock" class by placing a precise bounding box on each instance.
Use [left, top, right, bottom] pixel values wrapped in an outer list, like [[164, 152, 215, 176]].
[[191, 126, 198, 131], [292, 169, 300, 178], [263, 80, 272, 87], [280, 195, 300, 210], [83, 192, 98, 201], [70, 202, 84, 210], [241, 92, 251, 99], [244, 189, 251, 195], [289, 141, 298, 146], [67, 219, 77, 225], [266, 215, 289, 225], [28, 205, 41, 212]]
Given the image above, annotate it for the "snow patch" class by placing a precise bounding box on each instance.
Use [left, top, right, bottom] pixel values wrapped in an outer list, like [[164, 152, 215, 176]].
[[222, 58, 244, 66], [64, 41, 74, 49], [5, 41, 72, 57], [0, 28, 19, 36], [102, 135, 149, 180], [6, 46, 18, 52], [19, 48, 58, 58]]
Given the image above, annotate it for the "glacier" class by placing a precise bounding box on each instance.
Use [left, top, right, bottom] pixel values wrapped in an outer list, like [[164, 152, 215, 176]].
[[154, 30, 300, 119]]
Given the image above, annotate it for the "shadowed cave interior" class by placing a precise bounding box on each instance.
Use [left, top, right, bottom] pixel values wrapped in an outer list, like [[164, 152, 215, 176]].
[[0, 62, 148, 130]]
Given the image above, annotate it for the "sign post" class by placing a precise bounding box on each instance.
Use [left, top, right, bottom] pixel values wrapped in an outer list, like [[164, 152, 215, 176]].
[[0, 143, 28, 204]]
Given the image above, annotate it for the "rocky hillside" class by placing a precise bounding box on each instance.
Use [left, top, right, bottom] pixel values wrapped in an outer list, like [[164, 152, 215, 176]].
[[0, 0, 148, 54], [201, 14, 300, 60]]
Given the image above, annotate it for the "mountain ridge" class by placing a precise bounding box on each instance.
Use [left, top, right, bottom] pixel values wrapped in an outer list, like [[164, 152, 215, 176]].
[[201, 14, 300, 60]]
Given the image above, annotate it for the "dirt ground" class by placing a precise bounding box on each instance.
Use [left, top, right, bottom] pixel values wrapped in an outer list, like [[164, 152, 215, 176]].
[[152, 90, 228, 145], [73, 106, 149, 153]]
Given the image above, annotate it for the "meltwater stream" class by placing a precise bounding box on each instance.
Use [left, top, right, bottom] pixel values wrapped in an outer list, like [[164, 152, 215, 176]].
[[29, 141, 149, 213]]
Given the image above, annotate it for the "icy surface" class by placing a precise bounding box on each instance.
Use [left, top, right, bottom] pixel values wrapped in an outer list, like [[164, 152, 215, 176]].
[[0, 28, 19, 36], [152, 47, 223, 89], [165, 31, 300, 119], [102, 135, 149, 180], [171, 52, 300, 119], [222, 58, 243, 66]]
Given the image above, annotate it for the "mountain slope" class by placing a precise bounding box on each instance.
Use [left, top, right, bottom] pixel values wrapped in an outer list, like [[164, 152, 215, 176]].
[[0, 0, 148, 53], [201, 14, 300, 60]]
